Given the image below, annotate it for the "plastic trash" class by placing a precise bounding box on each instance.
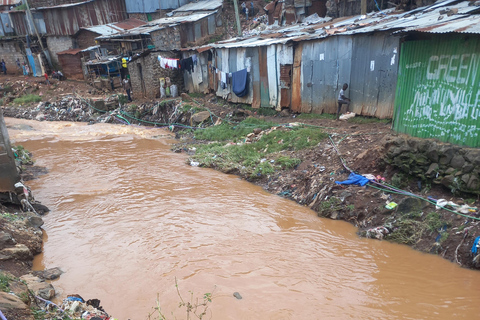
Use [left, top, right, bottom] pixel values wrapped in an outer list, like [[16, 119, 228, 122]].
[[160, 87, 166, 98], [385, 202, 398, 210], [170, 84, 178, 97]]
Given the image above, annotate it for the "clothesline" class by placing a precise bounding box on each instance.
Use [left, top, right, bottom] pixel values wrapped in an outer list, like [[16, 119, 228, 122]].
[[157, 54, 198, 73]]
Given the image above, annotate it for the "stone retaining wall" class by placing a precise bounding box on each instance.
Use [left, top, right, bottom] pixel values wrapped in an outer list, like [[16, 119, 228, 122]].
[[383, 135, 480, 194]]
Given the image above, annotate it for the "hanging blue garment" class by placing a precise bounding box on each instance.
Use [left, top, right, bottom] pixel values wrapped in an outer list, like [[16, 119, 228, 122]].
[[232, 68, 249, 97], [472, 236, 480, 255], [335, 173, 370, 186]]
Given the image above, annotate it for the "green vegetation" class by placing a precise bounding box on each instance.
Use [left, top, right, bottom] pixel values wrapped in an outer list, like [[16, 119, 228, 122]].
[[118, 94, 128, 105], [241, 105, 278, 116], [13, 94, 42, 105], [317, 196, 342, 216], [190, 119, 327, 178], [0, 272, 10, 292], [188, 93, 205, 99], [347, 116, 391, 124], [297, 113, 336, 120], [0, 212, 21, 221], [385, 211, 449, 246], [14, 3, 26, 10]]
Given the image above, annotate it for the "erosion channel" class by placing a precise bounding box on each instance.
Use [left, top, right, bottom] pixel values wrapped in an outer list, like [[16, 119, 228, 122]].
[[6, 118, 480, 320]]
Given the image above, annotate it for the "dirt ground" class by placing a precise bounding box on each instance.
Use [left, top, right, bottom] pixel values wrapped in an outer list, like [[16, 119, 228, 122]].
[[1, 73, 480, 272]]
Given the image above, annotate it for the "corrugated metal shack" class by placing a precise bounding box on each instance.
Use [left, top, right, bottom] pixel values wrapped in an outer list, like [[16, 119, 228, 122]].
[[393, 13, 480, 147], [183, 0, 480, 121]]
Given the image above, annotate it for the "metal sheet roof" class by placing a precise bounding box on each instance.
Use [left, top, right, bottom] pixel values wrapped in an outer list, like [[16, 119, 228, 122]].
[[401, 14, 480, 33], [80, 18, 146, 36], [171, 0, 222, 13], [147, 11, 216, 26]]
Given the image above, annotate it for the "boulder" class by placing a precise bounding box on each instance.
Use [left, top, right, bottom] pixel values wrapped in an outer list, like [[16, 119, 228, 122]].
[[450, 155, 465, 169], [0, 231, 15, 247], [0, 244, 32, 260], [396, 197, 424, 215], [19, 274, 55, 300], [26, 216, 44, 228], [425, 163, 439, 176], [33, 267, 63, 281], [191, 111, 211, 124], [0, 291, 28, 310]]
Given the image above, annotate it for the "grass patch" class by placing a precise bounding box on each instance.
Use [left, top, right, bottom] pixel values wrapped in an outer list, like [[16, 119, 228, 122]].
[[348, 116, 391, 124], [188, 92, 205, 99], [296, 113, 336, 120], [13, 94, 42, 105], [317, 196, 342, 216], [190, 120, 327, 178], [13, 145, 33, 165], [242, 105, 278, 116], [0, 272, 10, 292], [194, 118, 275, 142]]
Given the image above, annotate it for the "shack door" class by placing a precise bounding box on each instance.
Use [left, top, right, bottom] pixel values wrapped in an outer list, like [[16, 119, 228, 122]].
[[280, 64, 292, 108]]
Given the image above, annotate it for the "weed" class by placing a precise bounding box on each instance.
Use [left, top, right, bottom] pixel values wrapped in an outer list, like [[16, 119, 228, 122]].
[[252, 161, 275, 178], [0, 272, 10, 292], [317, 197, 342, 216], [13, 145, 33, 165], [391, 173, 408, 189], [147, 278, 215, 320], [13, 94, 42, 105], [14, 3, 26, 10], [118, 94, 128, 105], [347, 116, 391, 124], [424, 212, 448, 232], [296, 113, 336, 120], [242, 105, 278, 116], [188, 93, 205, 99], [0, 212, 21, 221], [275, 156, 301, 169]]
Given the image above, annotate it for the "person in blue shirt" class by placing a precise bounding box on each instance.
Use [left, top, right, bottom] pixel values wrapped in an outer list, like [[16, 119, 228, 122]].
[[337, 83, 350, 120]]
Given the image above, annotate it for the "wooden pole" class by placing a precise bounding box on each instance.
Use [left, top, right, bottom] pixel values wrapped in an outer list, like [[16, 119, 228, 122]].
[[361, 0, 367, 15], [233, 0, 242, 37]]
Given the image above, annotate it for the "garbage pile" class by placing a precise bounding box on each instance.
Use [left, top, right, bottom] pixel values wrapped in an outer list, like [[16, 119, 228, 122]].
[[34, 295, 117, 320]]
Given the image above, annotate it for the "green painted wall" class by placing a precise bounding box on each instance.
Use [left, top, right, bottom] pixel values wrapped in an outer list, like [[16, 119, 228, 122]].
[[394, 36, 480, 147]]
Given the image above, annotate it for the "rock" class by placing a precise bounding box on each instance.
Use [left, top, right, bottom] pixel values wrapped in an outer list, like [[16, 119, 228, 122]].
[[445, 167, 455, 175], [462, 163, 474, 174], [233, 292, 242, 299], [35, 113, 45, 121], [191, 111, 211, 124], [462, 174, 471, 185], [439, 147, 456, 165], [181, 92, 192, 102], [467, 175, 479, 190], [93, 100, 106, 112], [253, 128, 262, 135], [0, 232, 15, 247], [464, 149, 480, 165], [396, 197, 424, 215], [1, 244, 32, 260], [425, 163, 439, 176], [450, 155, 465, 169], [33, 267, 63, 281], [0, 291, 28, 310], [441, 175, 455, 188], [26, 216, 44, 228], [279, 109, 290, 117], [426, 148, 439, 162], [32, 203, 49, 215], [19, 275, 55, 300]]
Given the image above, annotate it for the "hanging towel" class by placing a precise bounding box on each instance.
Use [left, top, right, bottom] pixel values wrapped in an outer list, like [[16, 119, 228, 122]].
[[180, 57, 194, 73], [232, 68, 249, 97]]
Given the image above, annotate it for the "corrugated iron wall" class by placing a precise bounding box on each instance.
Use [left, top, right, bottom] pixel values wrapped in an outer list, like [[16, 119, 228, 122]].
[[0, 13, 14, 36], [41, 0, 127, 35], [350, 33, 399, 118], [299, 36, 352, 113], [394, 35, 480, 148]]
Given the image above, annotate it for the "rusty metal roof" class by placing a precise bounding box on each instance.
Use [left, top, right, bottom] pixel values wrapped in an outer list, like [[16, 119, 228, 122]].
[[79, 18, 146, 36], [400, 14, 480, 33]]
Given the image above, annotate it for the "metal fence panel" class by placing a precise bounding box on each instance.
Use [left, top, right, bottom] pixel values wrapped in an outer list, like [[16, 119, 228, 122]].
[[350, 33, 398, 118], [394, 35, 480, 147]]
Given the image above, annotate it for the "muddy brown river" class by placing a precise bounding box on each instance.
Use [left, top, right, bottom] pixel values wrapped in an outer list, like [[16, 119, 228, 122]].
[[5, 118, 480, 319]]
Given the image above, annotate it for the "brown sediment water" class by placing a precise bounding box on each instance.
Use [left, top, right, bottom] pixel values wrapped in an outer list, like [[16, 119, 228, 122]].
[[5, 118, 480, 320]]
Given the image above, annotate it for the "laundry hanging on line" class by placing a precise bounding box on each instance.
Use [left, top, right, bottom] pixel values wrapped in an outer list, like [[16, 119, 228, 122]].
[[232, 68, 249, 97], [157, 55, 179, 69]]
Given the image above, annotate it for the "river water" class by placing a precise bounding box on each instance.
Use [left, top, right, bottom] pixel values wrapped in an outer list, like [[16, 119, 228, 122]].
[[5, 118, 480, 320]]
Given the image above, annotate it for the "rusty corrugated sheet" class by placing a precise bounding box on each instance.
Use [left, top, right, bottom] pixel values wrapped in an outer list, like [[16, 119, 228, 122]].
[[280, 64, 292, 107], [40, 0, 127, 36], [114, 18, 146, 30], [58, 51, 84, 79], [291, 43, 302, 112], [9, 11, 29, 35]]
